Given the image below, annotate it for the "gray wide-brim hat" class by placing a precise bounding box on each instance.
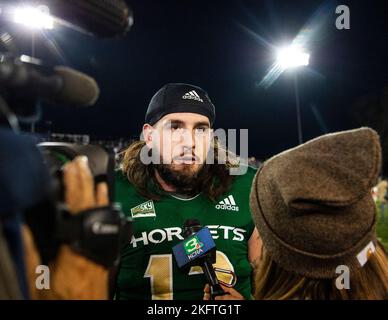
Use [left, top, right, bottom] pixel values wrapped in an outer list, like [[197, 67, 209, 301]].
[[250, 127, 381, 279]]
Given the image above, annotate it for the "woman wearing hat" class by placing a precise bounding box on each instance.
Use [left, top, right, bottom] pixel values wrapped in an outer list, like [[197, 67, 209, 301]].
[[205, 127, 388, 300]]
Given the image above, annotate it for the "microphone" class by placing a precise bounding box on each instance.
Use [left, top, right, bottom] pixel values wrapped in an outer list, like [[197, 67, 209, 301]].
[[34, 0, 133, 38], [0, 54, 99, 107], [172, 219, 227, 300]]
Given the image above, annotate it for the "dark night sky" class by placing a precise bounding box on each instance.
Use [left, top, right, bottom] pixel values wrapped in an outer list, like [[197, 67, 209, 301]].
[[16, 0, 388, 160]]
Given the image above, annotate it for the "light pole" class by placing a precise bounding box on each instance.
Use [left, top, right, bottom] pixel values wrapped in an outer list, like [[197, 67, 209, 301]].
[[276, 45, 310, 145], [294, 73, 303, 144]]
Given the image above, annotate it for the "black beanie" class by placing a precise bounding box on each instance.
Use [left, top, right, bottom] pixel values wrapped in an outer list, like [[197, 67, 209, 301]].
[[145, 83, 216, 126]]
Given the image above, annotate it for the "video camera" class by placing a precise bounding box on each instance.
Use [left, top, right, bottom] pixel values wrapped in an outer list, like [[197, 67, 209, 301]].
[[0, 0, 134, 295]]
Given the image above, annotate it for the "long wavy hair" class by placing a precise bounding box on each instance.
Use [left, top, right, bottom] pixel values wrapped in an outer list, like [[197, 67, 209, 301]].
[[254, 243, 388, 300], [119, 138, 237, 202]]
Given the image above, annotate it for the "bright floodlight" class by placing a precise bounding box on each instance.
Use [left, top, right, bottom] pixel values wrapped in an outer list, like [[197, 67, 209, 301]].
[[13, 5, 54, 30], [276, 45, 310, 69]]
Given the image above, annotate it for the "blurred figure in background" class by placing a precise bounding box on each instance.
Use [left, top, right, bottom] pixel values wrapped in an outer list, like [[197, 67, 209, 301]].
[[376, 177, 388, 223]]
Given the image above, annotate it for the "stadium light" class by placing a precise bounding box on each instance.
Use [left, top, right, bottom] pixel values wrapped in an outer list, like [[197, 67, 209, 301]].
[[274, 44, 310, 145], [13, 5, 54, 30], [276, 45, 310, 70]]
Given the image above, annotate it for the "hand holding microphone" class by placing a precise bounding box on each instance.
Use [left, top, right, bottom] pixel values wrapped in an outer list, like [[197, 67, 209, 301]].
[[203, 284, 244, 300]]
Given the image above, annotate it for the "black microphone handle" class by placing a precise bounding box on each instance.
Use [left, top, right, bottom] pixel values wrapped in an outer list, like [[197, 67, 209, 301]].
[[201, 259, 227, 300], [202, 259, 219, 287]]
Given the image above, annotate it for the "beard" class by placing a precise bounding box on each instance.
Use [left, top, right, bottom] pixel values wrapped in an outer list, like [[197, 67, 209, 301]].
[[154, 163, 209, 195]]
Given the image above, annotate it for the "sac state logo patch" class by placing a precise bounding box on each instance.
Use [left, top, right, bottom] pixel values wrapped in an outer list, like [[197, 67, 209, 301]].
[[130, 200, 156, 218]]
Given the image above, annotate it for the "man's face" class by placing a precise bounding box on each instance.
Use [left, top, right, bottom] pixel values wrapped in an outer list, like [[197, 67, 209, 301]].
[[144, 112, 212, 178]]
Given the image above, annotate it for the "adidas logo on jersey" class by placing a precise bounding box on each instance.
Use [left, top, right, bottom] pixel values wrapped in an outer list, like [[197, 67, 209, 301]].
[[215, 195, 239, 211], [182, 90, 203, 102]]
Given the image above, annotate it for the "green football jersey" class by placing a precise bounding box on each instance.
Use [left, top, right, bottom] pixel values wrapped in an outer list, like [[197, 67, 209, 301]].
[[114, 166, 257, 300]]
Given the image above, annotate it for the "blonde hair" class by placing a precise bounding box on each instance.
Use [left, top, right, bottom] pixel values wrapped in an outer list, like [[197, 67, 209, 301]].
[[254, 243, 388, 300]]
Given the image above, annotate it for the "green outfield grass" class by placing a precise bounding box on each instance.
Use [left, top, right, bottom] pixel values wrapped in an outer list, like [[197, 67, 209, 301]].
[[375, 202, 388, 250]]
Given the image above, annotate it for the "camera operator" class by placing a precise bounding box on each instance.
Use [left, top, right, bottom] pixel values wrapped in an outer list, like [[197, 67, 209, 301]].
[[0, 0, 134, 300]]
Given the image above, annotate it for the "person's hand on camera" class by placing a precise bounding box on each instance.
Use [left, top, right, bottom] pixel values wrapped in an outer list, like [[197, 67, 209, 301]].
[[51, 156, 109, 299], [23, 156, 110, 300], [63, 156, 108, 213]]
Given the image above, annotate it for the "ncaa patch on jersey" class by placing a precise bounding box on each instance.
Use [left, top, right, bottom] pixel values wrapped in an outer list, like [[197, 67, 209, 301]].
[[130, 200, 156, 218]]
